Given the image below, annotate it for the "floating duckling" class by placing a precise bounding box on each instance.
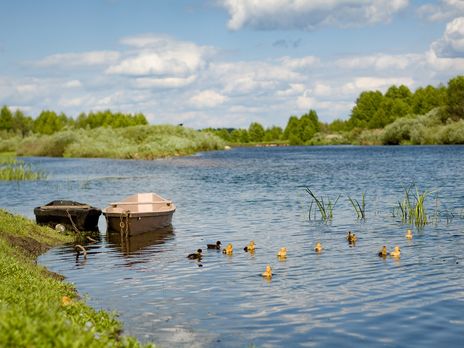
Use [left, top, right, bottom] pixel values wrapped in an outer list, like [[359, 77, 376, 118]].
[[378, 245, 388, 257], [405, 229, 413, 239], [390, 246, 401, 258], [262, 264, 272, 278], [346, 231, 357, 243], [277, 247, 287, 258], [187, 249, 202, 260], [222, 243, 233, 255], [207, 241, 222, 249], [314, 242, 323, 253], [244, 240, 255, 252]]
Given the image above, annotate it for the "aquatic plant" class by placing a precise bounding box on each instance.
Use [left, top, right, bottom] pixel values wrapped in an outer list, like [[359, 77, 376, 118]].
[[0, 155, 47, 180], [347, 192, 366, 219], [393, 184, 433, 228], [305, 187, 340, 222]]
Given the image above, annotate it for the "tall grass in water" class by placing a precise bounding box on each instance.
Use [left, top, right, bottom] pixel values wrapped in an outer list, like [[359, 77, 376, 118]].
[[0, 154, 46, 180], [394, 184, 432, 228], [305, 187, 340, 222], [347, 192, 366, 219]]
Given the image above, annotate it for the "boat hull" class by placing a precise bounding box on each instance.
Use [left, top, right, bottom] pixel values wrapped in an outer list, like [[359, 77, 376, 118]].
[[34, 200, 101, 232], [104, 211, 174, 236]]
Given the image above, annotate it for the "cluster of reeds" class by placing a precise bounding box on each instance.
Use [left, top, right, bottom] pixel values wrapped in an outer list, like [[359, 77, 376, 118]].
[[347, 192, 366, 219], [392, 184, 432, 228], [0, 155, 46, 180], [305, 187, 340, 222]]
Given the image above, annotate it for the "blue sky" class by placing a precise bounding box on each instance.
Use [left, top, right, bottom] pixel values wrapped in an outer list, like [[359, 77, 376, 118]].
[[1, 0, 463, 128]]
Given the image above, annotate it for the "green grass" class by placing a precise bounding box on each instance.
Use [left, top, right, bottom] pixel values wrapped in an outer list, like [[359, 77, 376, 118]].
[[393, 184, 433, 228], [305, 187, 340, 222], [347, 192, 366, 219], [0, 154, 47, 180], [0, 209, 153, 347], [13, 125, 225, 159]]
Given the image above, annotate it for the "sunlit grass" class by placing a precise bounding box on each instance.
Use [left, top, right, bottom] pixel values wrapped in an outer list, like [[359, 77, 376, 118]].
[[0, 209, 152, 347], [0, 154, 46, 181], [347, 192, 366, 219], [393, 184, 433, 228]]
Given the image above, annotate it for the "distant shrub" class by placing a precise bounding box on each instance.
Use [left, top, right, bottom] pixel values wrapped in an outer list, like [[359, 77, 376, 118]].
[[381, 117, 416, 145], [17, 131, 79, 157]]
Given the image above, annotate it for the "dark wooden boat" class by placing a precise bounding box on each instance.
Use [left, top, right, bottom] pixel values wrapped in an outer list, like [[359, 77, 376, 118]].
[[103, 193, 176, 236], [34, 200, 102, 232]]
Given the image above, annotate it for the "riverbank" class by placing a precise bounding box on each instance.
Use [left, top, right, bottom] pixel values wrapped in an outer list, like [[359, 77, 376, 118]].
[[0, 209, 152, 347]]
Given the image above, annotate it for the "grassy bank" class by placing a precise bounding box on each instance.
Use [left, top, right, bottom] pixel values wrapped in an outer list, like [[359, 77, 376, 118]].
[[3, 124, 225, 159], [0, 209, 152, 347]]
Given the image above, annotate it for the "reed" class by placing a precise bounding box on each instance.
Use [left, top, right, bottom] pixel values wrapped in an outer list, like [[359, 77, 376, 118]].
[[347, 192, 366, 219], [305, 187, 340, 222], [393, 184, 433, 228], [0, 156, 47, 181]]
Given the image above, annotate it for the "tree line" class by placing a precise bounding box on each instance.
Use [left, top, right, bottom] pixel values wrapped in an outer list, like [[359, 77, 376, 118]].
[[206, 75, 464, 144], [0, 109, 148, 136]]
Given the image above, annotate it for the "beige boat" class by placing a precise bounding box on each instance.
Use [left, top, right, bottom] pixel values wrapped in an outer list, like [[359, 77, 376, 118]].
[[103, 193, 176, 236]]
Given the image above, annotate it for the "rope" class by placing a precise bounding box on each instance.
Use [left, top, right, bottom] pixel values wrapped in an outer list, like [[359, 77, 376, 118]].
[[119, 210, 130, 239], [66, 209, 81, 234]]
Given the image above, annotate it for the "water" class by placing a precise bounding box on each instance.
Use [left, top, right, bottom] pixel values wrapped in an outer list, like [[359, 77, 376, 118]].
[[2, 146, 464, 347]]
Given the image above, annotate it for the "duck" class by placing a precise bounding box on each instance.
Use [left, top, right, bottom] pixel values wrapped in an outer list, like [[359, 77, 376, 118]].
[[207, 241, 222, 249], [346, 231, 357, 243], [244, 240, 255, 252], [378, 245, 387, 257], [405, 229, 413, 239], [262, 264, 272, 278], [187, 249, 202, 260], [277, 247, 287, 258], [390, 246, 401, 258], [314, 242, 323, 253], [222, 243, 233, 255]]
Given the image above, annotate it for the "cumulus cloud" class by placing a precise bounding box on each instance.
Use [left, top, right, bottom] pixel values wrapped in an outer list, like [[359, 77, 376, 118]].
[[335, 53, 420, 70], [133, 76, 197, 89], [430, 17, 464, 58], [106, 34, 213, 77], [34, 51, 120, 68], [418, 0, 464, 21], [341, 76, 415, 94], [218, 0, 409, 30], [189, 90, 227, 108]]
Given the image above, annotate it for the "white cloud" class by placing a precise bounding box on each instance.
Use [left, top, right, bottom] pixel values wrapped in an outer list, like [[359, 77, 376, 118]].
[[63, 80, 82, 88], [133, 76, 197, 89], [335, 53, 420, 70], [276, 83, 305, 97], [219, 0, 409, 30], [341, 76, 415, 94], [279, 56, 320, 69], [107, 34, 212, 77], [189, 90, 227, 108], [35, 51, 120, 68], [431, 17, 464, 58], [418, 0, 464, 21]]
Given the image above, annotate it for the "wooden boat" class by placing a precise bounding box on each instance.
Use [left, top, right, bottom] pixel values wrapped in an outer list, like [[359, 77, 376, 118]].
[[107, 225, 174, 254], [103, 193, 176, 236], [34, 200, 101, 232]]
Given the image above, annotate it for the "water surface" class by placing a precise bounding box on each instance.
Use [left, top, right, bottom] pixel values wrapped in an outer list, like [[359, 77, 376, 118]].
[[2, 146, 464, 347]]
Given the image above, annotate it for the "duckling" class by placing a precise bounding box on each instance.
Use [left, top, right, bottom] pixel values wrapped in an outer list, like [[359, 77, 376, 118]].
[[277, 247, 287, 258], [314, 242, 323, 253], [207, 241, 222, 249], [405, 229, 413, 240], [346, 231, 357, 243], [390, 246, 401, 258], [187, 249, 202, 260], [378, 245, 387, 257], [244, 240, 255, 252], [262, 264, 272, 278], [222, 243, 233, 255]]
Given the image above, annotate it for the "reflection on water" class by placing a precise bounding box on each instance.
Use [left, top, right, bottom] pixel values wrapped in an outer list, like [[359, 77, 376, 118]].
[[107, 226, 175, 255], [2, 146, 464, 347]]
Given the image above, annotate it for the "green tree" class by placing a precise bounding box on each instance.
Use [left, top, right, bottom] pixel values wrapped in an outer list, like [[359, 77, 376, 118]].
[[412, 85, 447, 115], [349, 91, 383, 128], [283, 115, 301, 142], [263, 126, 283, 141], [33, 110, 70, 134], [12, 109, 33, 136], [0, 106, 13, 131], [447, 75, 464, 120], [248, 122, 265, 142]]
